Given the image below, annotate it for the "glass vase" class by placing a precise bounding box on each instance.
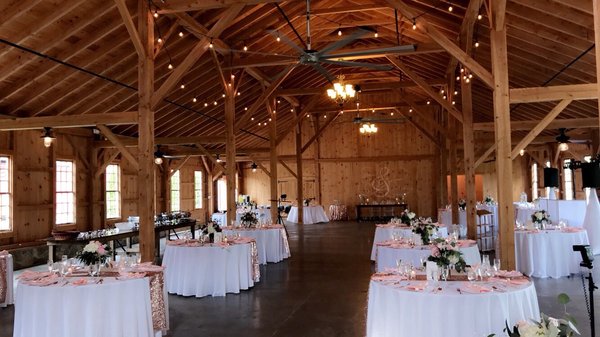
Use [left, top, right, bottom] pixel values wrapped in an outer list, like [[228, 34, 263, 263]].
[[88, 262, 101, 277]]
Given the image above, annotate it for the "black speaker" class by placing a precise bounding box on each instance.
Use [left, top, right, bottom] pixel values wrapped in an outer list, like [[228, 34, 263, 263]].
[[543, 168, 559, 188], [581, 162, 600, 188]]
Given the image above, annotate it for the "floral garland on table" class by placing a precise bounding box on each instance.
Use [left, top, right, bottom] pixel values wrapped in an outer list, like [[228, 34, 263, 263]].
[[76, 240, 112, 266], [427, 238, 467, 272], [484, 195, 496, 205], [410, 217, 438, 245], [399, 209, 416, 225], [458, 199, 467, 211], [531, 210, 550, 224], [488, 294, 579, 337]]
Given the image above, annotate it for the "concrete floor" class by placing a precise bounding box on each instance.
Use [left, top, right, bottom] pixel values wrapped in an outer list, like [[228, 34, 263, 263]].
[[1, 221, 599, 336]]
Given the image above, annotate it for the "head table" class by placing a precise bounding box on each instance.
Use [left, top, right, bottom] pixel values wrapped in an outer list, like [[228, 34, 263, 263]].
[[371, 224, 448, 260], [367, 272, 539, 337], [162, 238, 260, 297], [515, 227, 589, 278], [14, 264, 168, 337], [375, 240, 481, 273], [0, 251, 13, 307], [222, 224, 290, 264]]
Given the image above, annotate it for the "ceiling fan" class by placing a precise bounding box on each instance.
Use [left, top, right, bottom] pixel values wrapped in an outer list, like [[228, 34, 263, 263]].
[[220, 0, 416, 82]]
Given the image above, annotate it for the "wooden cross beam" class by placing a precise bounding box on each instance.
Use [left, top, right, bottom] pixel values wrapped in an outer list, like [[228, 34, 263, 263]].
[[96, 124, 139, 170], [0, 112, 137, 131], [168, 156, 191, 179], [95, 150, 121, 178], [509, 83, 598, 103], [158, 0, 295, 13], [275, 96, 321, 147], [397, 97, 452, 140], [195, 144, 226, 174], [396, 109, 441, 148], [301, 111, 342, 153], [474, 144, 496, 168], [248, 154, 271, 177], [279, 159, 297, 178], [94, 136, 227, 148], [510, 99, 572, 159], [114, 0, 145, 58]]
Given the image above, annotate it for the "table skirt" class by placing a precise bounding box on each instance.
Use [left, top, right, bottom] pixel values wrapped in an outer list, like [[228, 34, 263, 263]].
[[287, 206, 329, 224], [223, 227, 290, 264], [0, 253, 13, 307]]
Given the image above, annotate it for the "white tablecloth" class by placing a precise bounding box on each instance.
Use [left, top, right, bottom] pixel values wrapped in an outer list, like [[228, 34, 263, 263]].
[[439, 205, 498, 235], [14, 277, 162, 337], [514, 200, 586, 228], [0, 253, 13, 307], [515, 229, 589, 278], [211, 212, 227, 226], [514, 205, 537, 226], [367, 277, 540, 337], [223, 226, 290, 264], [162, 242, 256, 297], [375, 241, 481, 272], [286, 205, 329, 224], [370, 224, 448, 260]]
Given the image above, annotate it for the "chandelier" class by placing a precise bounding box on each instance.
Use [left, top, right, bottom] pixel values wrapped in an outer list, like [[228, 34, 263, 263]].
[[326, 75, 356, 104], [359, 123, 377, 135]]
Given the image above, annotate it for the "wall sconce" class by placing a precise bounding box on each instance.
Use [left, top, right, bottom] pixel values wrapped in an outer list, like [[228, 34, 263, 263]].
[[251, 162, 257, 173], [41, 127, 55, 148]]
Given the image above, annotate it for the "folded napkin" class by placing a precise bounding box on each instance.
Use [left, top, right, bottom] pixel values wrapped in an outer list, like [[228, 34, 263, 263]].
[[24, 275, 59, 286], [71, 278, 88, 286], [495, 270, 523, 278], [233, 237, 253, 244], [406, 283, 426, 292], [457, 239, 477, 247], [133, 263, 163, 272], [18, 271, 53, 281], [490, 277, 529, 286], [462, 283, 492, 293], [117, 272, 146, 280], [562, 227, 583, 233]]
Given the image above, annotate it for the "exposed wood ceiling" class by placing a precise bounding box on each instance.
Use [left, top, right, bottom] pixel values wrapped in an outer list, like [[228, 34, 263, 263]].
[[0, 0, 597, 152]]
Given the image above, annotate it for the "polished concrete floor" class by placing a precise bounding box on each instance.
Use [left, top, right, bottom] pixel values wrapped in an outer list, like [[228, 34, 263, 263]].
[[1, 221, 600, 336]]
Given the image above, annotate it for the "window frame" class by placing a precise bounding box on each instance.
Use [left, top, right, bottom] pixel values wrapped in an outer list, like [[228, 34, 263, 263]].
[[170, 170, 181, 212], [0, 155, 13, 233], [105, 163, 121, 219], [55, 159, 76, 225], [531, 162, 538, 200], [194, 170, 203, 209]]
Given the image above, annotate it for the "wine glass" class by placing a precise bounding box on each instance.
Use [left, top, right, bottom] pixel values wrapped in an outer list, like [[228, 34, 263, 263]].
[[47, 260, 54, 273], [493, 259, 501, 272], [467, 268, 476, 282], [441, 266, 449, 282]]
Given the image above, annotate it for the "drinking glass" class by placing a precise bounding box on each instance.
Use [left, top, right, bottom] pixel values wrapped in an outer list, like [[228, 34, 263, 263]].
[[47, 260, 54, 273], [396, 259, 402, 271], [419, 257, 426, 270], [441, 266, 449, 282], [493, 259, 501, 272], [467, 269, 476, 282]]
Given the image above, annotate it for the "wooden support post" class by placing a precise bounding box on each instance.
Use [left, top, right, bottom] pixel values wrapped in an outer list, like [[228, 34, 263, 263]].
[[137, 0, 156, 262], [448, 98, 459, 225], [296, 117, 304, 224], [90, 149, 101, 230], [225, 89, 236, 226], [491, 16, 515, 269], [268, 100, 278, 223], [462, 75, 477, 240], [312, 116, 322, 205], [160, 161, 169, 212], [439, 107, 449, 208]]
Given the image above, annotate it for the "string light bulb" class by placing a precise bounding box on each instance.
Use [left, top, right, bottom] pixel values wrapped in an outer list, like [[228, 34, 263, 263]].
[[412, 19, 417, 30], [448, 5, 453, 12], [477, 14, 482, 20], [209, 39, 214, 48], [153, 10, 159, 18], [519, 149, 525, 156], [214, 101, 218, 105], [204, 103, 208, 107], [216, 154, 222, 163], [157, 38, 163, 43], [338, 26, 342, 36], [180, 83, 185, 89], [178, 31, 184, 37], [167, 63, 173, 70], [243, 43, 248, 51], [192, 97, 197, 103], [454, 90, 458, 95], [474, 40, 480, 48], [374, 31, 379, 38]]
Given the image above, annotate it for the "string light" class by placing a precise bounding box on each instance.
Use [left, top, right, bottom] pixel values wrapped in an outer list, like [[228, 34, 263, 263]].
[[454, 90, 458, 95], [167, 63, 173, 70], [426, 100, 431, 105], [474, 40, 480, 48], [214, 101, 218, 105], [204, 102, 208, 107], [276, 31, 281, 42], [209, 39, 214, 48], [443, 95, 447, 99], [178, 31, 184, 37], [374, 31, 379, 38], [519, 149, 525, 156], [251, 117, 254, 121], [306, 114, 310, 118], [180, 83, 185, 89], [237, 92, 241, 96], [448, 5, 453, 12], [192, 97, 197, 103], [243, 43, 248, 51], [222, 93, 226, 98], [277, 100, 281, 104], [452, 101, 456, 105], [340, 110, 344, 114], [338, 25, 342, 36], [477, 14, 483, 20], [269, 118, 272, 122], [390, 112, 394, 116], [157, 38, 163, 43], [153, 10, 159, 18], [244, 107, 248, 111], [409, 108, 413, 113], [412, 19, 417, 30], [456, 76, 460, 81]]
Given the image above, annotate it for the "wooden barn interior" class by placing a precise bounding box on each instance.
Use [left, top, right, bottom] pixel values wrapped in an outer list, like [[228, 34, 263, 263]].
[[1, 0, 600, 336]]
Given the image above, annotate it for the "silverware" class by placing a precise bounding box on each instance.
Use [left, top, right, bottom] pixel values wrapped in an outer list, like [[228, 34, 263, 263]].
[[456, 288, 462, 294]]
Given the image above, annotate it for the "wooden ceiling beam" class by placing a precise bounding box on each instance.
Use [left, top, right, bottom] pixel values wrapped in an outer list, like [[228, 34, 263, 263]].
[[509, 83, 597, 103], [301, 111, 342, 153], [275, 96, 320, 147], [387, 56, 464, 123], [168, 156, 192, 178], [152, 5, 243, 108], [96, 124, 139, 171], [113, 0, 145, 58], [246, 67, 300, 106], [276, 78, 446, 96], [158, 0, 299, 13], [94, 135, 227, 148], [475, 117, 598, 132], [310, 4, 389, 15], [0, 112, 137, 131]]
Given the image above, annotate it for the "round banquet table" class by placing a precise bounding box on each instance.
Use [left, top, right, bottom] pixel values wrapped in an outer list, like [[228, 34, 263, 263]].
[[14, 275, 166, 337], [370, 224, 448, 260], [162, 239, 259, 297], [366, 274, 540, 337], [515, 228, 589, 278], [222, 225, 290, 264], [286, 205, 329, 224], [375, 240, 480, 272], [0, 252, 13, 307]]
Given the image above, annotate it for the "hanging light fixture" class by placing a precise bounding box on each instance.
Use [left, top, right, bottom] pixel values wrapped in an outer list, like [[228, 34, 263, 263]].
[[519, 149, 526, 156], [556, 128, 570, 152], [41, 127, 55, 148], [251, 162, 258, 172], [359, 123, 378, 135], [326, 75, 356, 105], [154, 147, 165, 165]]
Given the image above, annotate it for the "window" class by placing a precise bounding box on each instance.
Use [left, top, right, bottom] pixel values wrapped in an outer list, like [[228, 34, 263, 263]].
[[171, 170, 180, 211], [105, 164, 121, 218], [563, 159, 574, 200], [217, 178, 227, 212], [531, 163, 538, 200], [0, 156, 11, 231], [56, 160, 75, 224], [194, 171, 203, 209], [585, 155, 592, 163]]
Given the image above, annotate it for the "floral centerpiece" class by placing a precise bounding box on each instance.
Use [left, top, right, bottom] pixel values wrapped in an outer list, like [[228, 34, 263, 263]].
[[427, 238, 467, 272], [531, 210, 550, 224], [76, 240, 111, 266], [303, 198, 314, 206], [399, 209, 416, 225], [410, 217, 438, 245], [458, 199, 467, 210], [489, 294, 579, 337], [240, 211, 258, 227], [484, 195, 496, 205]]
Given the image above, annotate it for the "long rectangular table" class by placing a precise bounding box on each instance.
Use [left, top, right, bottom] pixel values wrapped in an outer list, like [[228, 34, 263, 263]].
[[356, 204, 408, 222], [45, 219, 197, 262]]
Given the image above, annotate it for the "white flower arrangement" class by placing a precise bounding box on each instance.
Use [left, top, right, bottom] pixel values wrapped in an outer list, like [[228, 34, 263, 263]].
[[399, 209, 417, 225], [531, 210, 550, 224], [410, 217, 438, 245], [77, 240, 111, 265], [484, 195, 496, 205], [458, 199, 467, 210]]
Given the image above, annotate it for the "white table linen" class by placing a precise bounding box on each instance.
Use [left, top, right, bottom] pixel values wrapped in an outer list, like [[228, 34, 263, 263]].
[[375, 241, 480, 272], [0, 253, 13, 307], [287, 205, 329, 224], [367, 276, 540, 337], [515, 228, 589, 278], [370, 224, 448, 260], [162, 242, 256, 297], [14, 277, 161, 337], [439, 205, 499, 236], [583, 190, 600, 254], [223, 225, 290, 264]]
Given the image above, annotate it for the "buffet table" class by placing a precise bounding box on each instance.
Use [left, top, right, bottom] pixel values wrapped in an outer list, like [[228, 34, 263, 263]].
[[222, 225, 290, 264], [0, 251, 13, 307], [287, 205, 329, 224], [366, 272, 539, 337], [375, 240, 480, 272], [515, 228, 589, 278], [370, 224, 448, 260], [14, 267, 168, 337], [212, 208, 272, 227], [162, 238, 259, 297], [356, 204, 408, 222]]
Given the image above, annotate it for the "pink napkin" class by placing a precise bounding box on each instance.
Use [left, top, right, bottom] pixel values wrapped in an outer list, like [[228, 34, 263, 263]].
[[406, 283, 426, 292], [18, 271, 53, 281], [490, 277, 529, 286], [133, 263, 163, 272], [562, 227, 583, 233], [495, 270, 523, 278], [457, 240, 476, 247], [71, 278, 88, 286], [117, 272, 146, 280], [24, 275, 59, 286], [463, 283, 492, 293]]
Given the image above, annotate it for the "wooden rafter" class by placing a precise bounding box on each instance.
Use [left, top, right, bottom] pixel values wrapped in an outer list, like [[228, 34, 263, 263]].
[[154, 21, 179, 59], [396, 98, 452, 140], [97, 124, 139, 170], [95, 150, 121, 178], [474, 143, 496, 168], [396, 109, 441, 148], [474, 117, 598, 131], [169, 155, 191, 178], [509, 83, 597, 103], [275, 96, 321, 147], [195, 144, 226, 174], [94, 136, 227, 148], [276, 78, 446, 96], [279, 159, 297, 178], [301, 111, 342, 153], [158, 0, 294, 13], [0, 112, 137, 131], [387, 57, 464, 124], [113, 0, 145, 58]]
